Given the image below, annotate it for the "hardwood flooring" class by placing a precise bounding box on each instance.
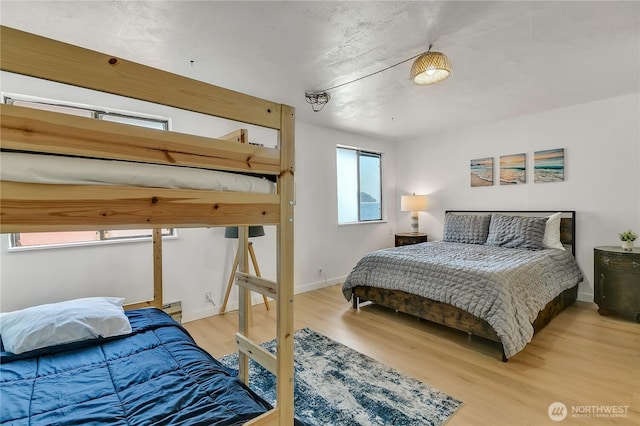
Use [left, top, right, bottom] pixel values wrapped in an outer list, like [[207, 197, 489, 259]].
[[183, 284, 640, 425]]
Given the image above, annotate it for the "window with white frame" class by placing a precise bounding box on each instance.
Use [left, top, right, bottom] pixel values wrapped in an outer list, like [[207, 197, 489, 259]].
[[336, 146, 382, 223], [5, 96, 176, 250]]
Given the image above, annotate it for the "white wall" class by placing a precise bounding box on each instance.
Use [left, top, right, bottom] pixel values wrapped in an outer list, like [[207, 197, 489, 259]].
[[294, 122, 397, 293], [395, 93, 640, 301], [0, 72, 397, 319]]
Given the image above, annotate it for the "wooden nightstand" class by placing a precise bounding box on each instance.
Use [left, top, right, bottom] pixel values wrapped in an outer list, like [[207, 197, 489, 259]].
[[395, 233, 428, 247], [593, 246, 640, 322]]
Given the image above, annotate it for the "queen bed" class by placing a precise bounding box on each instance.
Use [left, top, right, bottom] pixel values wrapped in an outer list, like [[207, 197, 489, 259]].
[[343, 210, 583, 361], [0, 26, 296, 424]]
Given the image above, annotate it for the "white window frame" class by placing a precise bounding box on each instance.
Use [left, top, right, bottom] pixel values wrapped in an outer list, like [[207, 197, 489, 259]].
[[336, 145, 384, 225]]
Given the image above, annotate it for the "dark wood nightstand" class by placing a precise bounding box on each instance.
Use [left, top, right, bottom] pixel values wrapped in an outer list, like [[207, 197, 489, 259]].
[[395, 233, 428, 247], [594, 246, 640, 322]]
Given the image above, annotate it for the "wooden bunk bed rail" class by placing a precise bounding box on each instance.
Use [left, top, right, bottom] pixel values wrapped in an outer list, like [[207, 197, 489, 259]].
[[1, 25, 295, 425], [0, 182, 280, 233], [0, 26, 281, 129], [1, 105, 280, 175]]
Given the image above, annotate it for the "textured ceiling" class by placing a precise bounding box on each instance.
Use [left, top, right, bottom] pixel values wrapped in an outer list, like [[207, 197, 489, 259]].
[[1, 1, 639, 140]]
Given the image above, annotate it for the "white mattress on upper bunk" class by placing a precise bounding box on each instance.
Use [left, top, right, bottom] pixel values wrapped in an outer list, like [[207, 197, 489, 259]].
[[0, 151, 276, 194]]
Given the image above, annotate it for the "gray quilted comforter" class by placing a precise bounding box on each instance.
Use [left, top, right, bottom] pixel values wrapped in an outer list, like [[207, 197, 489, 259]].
[[342, 242, 583, 358]]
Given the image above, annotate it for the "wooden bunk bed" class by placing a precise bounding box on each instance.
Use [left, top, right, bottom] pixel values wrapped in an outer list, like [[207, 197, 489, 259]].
[[0, 26, 295, 425]]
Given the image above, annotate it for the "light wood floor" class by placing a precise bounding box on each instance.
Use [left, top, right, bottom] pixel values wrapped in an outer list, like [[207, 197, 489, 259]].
[[184, 284, 640, 425]]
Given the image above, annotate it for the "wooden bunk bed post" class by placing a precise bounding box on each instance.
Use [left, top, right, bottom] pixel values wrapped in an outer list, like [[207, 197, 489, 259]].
[[152, 228, 163, 309], [237, 226, 251, 384], [238, 105, 295, 426], [120, 229, 163, 311], [276, 104, 295, 425]]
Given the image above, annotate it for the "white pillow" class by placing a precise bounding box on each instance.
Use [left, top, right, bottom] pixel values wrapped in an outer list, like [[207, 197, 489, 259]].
[[0, 297, 132, 354], [542, 212, 565, 251]]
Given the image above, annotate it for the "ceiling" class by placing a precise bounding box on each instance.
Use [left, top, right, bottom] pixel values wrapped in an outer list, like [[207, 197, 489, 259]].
[[1, 1, 639, 140]]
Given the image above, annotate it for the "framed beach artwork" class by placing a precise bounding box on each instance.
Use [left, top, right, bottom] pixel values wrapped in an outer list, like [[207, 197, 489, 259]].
[[470, 157, 493, 187], [500, 153, 526, 185], [534, 148, 564, 183]]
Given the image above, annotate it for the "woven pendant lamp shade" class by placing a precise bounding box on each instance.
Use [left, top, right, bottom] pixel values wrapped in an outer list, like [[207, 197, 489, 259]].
[[410, 51, 451, 85]]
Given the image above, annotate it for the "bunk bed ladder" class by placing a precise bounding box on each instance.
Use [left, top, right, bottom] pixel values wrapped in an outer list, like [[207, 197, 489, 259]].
[[234, 270, 278, 374], [233, 225, 275, 370]]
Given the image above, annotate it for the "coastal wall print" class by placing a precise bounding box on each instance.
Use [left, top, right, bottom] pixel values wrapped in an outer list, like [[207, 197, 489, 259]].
[[470, 157, 493, 187], [500, 153, 526, 185], [534, 148, 565, 183]]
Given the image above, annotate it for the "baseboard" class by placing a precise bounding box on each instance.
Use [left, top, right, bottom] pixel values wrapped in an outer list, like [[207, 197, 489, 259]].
[[182, 295, 268, 323], [182, 306, 217, 323], [294, 275, 346, 295], [577, 291, 593, 303], [182, 277, 346, 323]]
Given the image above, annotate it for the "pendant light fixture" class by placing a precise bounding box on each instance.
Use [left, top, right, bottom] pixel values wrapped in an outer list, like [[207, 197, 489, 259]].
[[305, 44, 451, 111], [410, 45, 451, 85]]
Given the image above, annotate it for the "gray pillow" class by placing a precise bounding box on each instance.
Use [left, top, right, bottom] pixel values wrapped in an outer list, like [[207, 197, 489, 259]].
[[442, 214, 491, 244], [485, 214, 547, 250]]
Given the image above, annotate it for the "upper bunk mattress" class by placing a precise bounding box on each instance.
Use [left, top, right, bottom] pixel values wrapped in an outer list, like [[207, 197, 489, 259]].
[[0, 151, 276, 194]]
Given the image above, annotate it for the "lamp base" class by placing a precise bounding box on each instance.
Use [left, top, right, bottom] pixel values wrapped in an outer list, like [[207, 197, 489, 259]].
[[410, 213, 419, 234]]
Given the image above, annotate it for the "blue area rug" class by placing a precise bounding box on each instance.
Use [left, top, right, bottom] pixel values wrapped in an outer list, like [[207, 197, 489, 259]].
[[219, 328, 463, 425]]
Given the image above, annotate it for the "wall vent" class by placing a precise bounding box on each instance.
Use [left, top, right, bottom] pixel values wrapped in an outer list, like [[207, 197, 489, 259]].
[[162, 301, 182, 324]]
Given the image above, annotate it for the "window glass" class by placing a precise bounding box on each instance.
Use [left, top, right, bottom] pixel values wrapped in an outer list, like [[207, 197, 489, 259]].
[[98, 113, 167, 130], [11, 100, 94, 117], [336, 148, 359, 223], [359, 152, 382, 221], [11, 229, 175, 249], [336, 147, 382, 223]]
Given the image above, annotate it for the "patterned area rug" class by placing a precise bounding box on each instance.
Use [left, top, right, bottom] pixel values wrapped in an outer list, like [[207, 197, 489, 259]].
[[219, 328, 463, 425]]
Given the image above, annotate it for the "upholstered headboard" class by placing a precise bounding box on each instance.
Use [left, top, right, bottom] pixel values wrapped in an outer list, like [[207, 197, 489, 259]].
[[445, 210, 576, 256]]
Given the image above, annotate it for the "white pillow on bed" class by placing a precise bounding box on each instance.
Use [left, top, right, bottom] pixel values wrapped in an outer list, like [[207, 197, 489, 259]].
[[543, 212, 565, 251], [0, 297, 132, 355]]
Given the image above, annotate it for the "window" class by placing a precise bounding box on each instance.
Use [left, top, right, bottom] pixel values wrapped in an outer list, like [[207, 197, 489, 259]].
[[336, 146, 382, 223], [5, 96, 174, 250], [11, 229, 175, 250]]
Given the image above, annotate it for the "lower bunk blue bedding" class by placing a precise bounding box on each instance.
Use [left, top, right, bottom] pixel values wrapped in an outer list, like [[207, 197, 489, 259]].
[[0, 308, 271, 425]]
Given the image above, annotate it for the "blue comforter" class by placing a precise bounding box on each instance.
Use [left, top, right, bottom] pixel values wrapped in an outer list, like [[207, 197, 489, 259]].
[[0, 308, 271, 425]]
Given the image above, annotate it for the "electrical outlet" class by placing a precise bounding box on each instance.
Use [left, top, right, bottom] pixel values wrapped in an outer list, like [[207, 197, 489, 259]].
[[317, 268, 323, 277], [205, 292, 216, 306]]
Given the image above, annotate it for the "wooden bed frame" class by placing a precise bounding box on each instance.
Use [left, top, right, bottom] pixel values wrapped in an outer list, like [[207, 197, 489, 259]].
[[351, 210, 579, 362], [0, 26, 294, 425]]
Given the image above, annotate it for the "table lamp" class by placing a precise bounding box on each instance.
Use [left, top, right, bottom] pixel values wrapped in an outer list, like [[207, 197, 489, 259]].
[[401, 194, 427, 234]]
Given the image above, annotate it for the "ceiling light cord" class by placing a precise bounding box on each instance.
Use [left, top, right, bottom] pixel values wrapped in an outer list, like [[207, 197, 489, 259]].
[[311, 51, 424, 95], [305, 44, 449, 112]]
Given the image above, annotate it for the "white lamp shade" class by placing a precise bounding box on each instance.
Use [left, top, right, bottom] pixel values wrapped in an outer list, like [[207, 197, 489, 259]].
[[401, 195, 427, 212]]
